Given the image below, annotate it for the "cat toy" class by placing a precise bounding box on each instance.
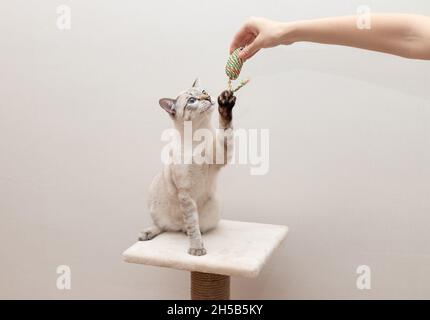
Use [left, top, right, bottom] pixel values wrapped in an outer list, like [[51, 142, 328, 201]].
[[225, 47, 250, 92]]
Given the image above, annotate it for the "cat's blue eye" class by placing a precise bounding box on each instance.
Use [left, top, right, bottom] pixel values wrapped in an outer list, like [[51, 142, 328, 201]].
[[188, 97, 197, 104]]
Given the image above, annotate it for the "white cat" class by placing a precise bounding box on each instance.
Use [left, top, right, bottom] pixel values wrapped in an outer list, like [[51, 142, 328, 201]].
[[139, 79, 236, 256]]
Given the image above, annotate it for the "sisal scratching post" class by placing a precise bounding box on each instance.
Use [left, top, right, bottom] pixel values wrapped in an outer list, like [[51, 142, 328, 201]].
[[123, 220, 288, 299], [191, 271, 230, 300]]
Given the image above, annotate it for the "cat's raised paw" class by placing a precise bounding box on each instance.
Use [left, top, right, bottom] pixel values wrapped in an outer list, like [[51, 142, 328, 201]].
[[188, 247, 207, 256], [218, 90, 236, 108], [218, 90, 236, 123]]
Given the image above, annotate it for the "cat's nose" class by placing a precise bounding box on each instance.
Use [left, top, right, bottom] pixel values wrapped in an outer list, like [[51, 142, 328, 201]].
[[199, 94, 211, 101]]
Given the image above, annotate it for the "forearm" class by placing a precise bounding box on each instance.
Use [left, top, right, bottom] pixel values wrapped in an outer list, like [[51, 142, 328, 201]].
[[286, 14, 430, 59]]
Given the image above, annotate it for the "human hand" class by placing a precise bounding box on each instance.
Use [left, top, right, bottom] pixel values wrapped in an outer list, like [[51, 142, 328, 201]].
[[230, 17, 294, 60]]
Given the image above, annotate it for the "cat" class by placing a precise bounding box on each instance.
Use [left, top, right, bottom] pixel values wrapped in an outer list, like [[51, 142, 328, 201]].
[[138, 79, 236, 256]]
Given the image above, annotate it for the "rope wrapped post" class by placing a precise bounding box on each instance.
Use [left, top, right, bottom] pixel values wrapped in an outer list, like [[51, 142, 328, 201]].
[[191, 271, 230, 300], [225, 47, 250, 92], [225, 48, 244, 81]]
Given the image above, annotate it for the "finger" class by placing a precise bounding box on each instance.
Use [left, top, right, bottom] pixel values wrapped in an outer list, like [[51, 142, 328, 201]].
[[229, 25, 256, 54], [239, 37, 262, 60], [244, 48, 260, 59], [230, 32, 252, 54]]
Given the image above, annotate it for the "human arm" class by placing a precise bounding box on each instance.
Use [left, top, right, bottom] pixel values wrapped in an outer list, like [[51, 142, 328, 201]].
[[230, 14, 430, 60]]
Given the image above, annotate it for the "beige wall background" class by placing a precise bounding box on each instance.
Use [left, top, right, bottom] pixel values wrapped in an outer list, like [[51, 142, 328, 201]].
[[1, 0, 429, 299]]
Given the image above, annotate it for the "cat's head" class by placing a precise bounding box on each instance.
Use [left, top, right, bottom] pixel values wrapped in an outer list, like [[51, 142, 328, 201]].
[[159, 78, 215, 124]]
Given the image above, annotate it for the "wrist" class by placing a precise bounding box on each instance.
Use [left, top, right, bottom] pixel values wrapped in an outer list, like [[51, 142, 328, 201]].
[[278, 21, 303, 45], [280, 20, 310, 44]]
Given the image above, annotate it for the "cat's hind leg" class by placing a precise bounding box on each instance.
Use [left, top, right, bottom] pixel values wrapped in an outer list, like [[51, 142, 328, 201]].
[[138, 225, 163, 241]]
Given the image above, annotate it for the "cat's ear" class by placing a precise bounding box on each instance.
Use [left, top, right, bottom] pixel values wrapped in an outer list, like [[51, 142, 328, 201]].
[[192, 78, 200, 88], [159, 98, 176, 115]]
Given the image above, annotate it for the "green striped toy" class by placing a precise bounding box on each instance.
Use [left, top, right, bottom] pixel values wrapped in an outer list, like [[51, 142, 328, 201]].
[[225, 47, 244, 80], [225, 47, 250, 92]]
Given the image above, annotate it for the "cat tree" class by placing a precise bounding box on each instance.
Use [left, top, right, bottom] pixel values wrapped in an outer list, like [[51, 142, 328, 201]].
[[123, 220, 288, 299]]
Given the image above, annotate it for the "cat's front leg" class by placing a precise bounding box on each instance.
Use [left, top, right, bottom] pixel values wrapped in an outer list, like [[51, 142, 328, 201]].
[[139, 225, 162, 241], [218, 90, 236, 128], [177, 189, 206, 256], [216, 90, 236, 166]]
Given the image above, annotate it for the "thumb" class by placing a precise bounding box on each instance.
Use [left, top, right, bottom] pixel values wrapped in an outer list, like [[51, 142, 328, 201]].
[[239, 37, 262, 60]]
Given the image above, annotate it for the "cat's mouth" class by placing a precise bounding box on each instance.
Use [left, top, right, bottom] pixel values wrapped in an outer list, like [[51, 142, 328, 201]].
[[199, 98, 215, 113]]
